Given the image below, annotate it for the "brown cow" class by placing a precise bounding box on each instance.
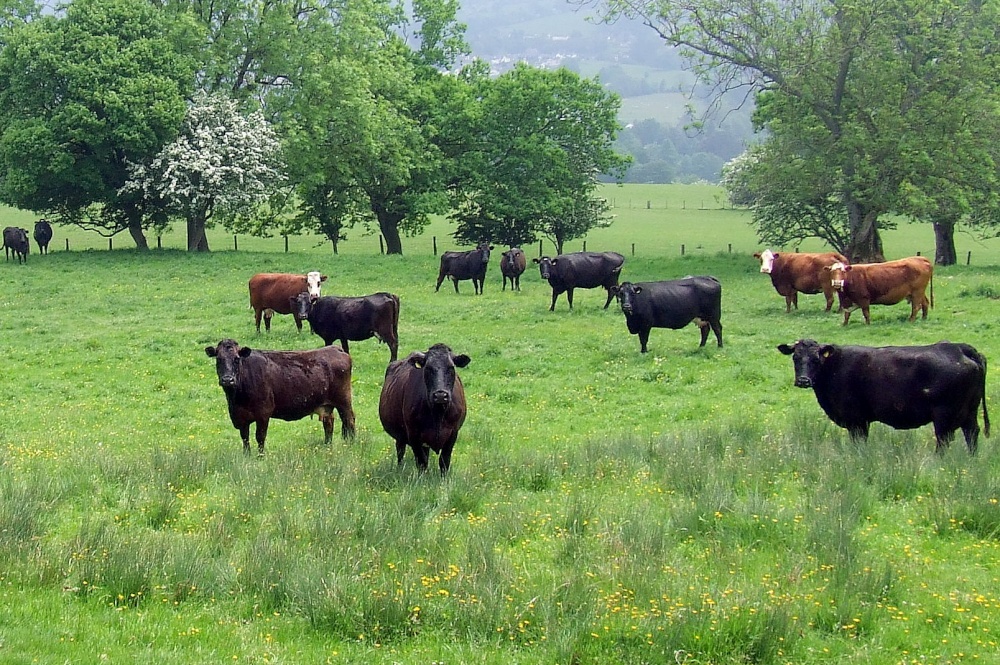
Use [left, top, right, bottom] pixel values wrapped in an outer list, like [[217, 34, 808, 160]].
[[248, 271, 327, 332], [500, 247, 527, 291], [753, 249, 849, 312], [205, 339, 355, 455], [378, 344, 470, 475], [826, 257, 934, 325]]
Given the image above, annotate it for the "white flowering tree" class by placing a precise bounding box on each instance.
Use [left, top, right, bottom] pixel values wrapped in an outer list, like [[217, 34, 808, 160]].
[[124, 92, 283, 251]]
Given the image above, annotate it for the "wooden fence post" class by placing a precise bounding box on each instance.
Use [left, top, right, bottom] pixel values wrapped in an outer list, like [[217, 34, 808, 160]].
[[284, 235, 289, 252], [433, 236, 437, 255]]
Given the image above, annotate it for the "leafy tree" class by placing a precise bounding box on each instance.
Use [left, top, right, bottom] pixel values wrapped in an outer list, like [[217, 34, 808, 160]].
[[0, 0, 193, 248], [585, 0, 1000, 263], [452, 64, 629, 254], [123, 93, 284, 252]]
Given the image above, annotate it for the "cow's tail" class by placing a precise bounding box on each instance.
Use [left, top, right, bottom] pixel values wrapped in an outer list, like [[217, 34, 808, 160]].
[[929, 271, 934, 309], [981, 352, 991, 438], [390, 293, 401, 335]]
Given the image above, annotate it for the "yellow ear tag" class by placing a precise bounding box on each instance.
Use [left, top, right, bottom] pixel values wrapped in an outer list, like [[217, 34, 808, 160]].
[[821, 349, 832, 359]]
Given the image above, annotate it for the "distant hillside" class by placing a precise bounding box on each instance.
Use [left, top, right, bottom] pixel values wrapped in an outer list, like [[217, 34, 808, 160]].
[[455, 0, 755, 183]]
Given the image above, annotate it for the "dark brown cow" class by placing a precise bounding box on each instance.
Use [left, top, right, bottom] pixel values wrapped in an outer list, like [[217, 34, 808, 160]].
[[436, 242, 494, 295], [753, 249, 848, 312], [826, 257, 933, 325], [205, 339, 355, 455], [500, 247, 527, 291], [292, 291, 400, 362], [248, 271, 327, 332], [3, 226, 29, 264], [378, 344, 470, 475]]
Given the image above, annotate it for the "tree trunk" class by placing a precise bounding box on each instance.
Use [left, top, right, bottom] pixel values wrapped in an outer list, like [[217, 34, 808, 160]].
[[375, 207, 404, 255], [127, 219, 149, 251], [933, 219, 957, 266], [845, 201, 885, 263], [187, 215, 210, 252]]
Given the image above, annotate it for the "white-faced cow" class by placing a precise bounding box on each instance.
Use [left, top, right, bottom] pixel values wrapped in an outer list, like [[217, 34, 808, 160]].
[[205, 339, 356, 455], [753, 249, 848, 312], [533, 251, 625, 311], [33, 219, 53, 255], [613, 278, 723, 353], [436, 242, 494, 295], [500, 247, 527, 291], [826, 257, 933, 325], [378, 344, 470, 475], [778, 339, 990, 453], [248, 271, 327, 332], [292, 291, 400, 362], [3, 226, 29, 264]]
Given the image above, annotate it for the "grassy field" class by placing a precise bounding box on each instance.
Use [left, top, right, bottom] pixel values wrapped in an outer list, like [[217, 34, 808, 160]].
[[2, 185, 1000, 664]]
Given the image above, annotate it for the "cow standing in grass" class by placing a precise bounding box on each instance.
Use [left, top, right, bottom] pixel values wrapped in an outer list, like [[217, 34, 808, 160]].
[[206, 339, 355, 455], [500, 247, 526, 291], [826, 257, 933, 325], [534, 251, 625, 311], [248, 271, 327, 332], [3, 226, 29, 263], [292, 291, 401, 362], [613, 278, 723, 353], [378, 344, 470, 475], [436, 242, 494, 295], [33, 219, 53, 255], [754, 249, 848, 312]]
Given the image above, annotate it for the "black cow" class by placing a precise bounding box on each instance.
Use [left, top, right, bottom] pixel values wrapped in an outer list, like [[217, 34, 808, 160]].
[[3, 226, 29, 264], [205, 339, 356, 455], [533, 251, 625, 311], [500, 247, 527, 291], [436, 241, 494, 294], [292, 291, 400, 362], [378, 344, 470, 475], [613, 278, 723, 353], [778, 339, 990, 453], [33, 219, 52, 255]]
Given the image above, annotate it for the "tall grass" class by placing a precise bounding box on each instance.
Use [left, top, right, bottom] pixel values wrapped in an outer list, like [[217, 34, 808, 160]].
[[2, 190, 999, 662]]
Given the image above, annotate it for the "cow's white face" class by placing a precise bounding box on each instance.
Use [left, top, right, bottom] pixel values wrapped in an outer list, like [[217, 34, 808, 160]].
[[827, 262, 849, 290], [757, 249, 776, 274], [306, 271, 327, 299]]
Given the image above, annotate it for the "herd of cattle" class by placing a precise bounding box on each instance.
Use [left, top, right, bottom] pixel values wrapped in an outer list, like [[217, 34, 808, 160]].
[[196, 244, 989, 472], [2, 219, 51, 263]]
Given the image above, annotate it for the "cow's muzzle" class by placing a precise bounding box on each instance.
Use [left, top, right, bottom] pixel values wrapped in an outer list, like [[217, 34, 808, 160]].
[[830, 280, 844, 290], [760, 266, 771, 274], [793, 377, 812, 389], [431, 390, 451, 406], [219, 374, 238, 388]]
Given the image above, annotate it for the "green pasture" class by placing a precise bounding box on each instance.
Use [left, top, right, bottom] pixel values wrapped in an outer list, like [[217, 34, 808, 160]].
[[2, 185, 1000, 663]]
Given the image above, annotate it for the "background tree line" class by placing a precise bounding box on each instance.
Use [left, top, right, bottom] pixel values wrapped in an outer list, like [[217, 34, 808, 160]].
[[0, 0, 628, 254]]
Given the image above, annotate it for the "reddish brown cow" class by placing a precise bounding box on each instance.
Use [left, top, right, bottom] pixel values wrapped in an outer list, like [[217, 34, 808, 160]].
[[205, 339, 356, 455], [753, 249, 849, 312], [378, 344, 470, 475], [826, 257, 934, 325], [248, 271, 327, 332]]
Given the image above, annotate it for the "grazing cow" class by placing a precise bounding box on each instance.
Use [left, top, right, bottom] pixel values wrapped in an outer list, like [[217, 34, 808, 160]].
[[378, 344, 470, 475], [533, 251, 625, 311], [826, 257, 933, 325], [292, 291, 400, 362], [33, 219, 53, 255], [205, 339, 356, 455], [248, 271, 327, 332], [500, 247, 527, 291], [753, 249, 849, 312], [778, 339, 990, 453], [436, 241, 494, 295], [613, 278, 723, 353], [3, 227, 29, 264]]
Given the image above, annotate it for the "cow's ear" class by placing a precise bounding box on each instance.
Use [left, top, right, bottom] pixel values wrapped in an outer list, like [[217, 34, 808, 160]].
[[819, 344, 836, 359], [777, 343, 795, 355], [532, 258, 540, 264], [753, 252, 762, 259], [609, 285, 620, 296], [452, 354, 471, 368], [823, 265, 832, 271], [633, 286, 643, 294], [488, 245, 495, 250], [238, 346, 252, 358], [205, 346, 218, 357], [407, 352, 426, 368], [772, 253, 780, 259], [843, 265, 853, 272], [320, 274, 328, 282]]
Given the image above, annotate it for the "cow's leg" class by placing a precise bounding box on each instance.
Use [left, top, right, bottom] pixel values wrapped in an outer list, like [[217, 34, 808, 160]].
[[697, 321, 709, 347], [861, 305, 872, 325], [638, 329, 650, 353], [602, 287, 614, 309], [710, 320, 723, 347], [515, 276, 520, 291], [549, 289, 559, 311], [847, 423, 869, 441], [340, 339, 350, 355], [387, 335, 398, 362], [823, 289, 835, 312], [961, 421, 980, 455], [502, 277, 507, 291], [254, 309, 263, 333], [264, 310, 273, 332], [336, 398, 356, 440], [254, 420, 269, 456], [294, 315, 303, 332], [413, 443, 430, 472], [932, 423, 956, 454], [453, 277, 460, 294], [239, 424, 252, 455], [439, 443, 455, 476], [396, 439, 408, 467], [566, 289, 575, 310], [319, 409, 335, 445], [435, 270, 447, 292], [842, 307, 853, 326], [785, 294, 793, 313]]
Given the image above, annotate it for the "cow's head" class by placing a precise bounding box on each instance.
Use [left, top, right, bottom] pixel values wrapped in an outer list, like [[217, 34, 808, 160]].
[[475, 242, 494, 264], [206, 339, 252, 389], [502, 247, 522, 267], [533, 256, 556, 279], [290, 291, 313, 321], [755, 249, 777, 274], [408, 343, 471, 408], [613, 282, 642, 315], [825, 262, 850, 290], [777, 339, 837, 389], [306, 271, 327, 300]]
